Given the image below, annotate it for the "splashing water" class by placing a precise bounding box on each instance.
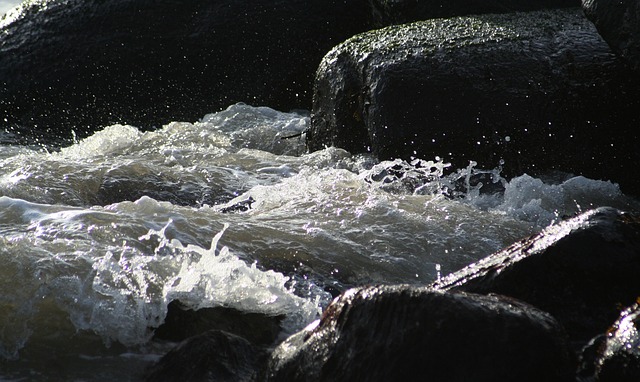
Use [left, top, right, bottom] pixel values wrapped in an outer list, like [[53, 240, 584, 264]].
[[0, 103, 638, 379]]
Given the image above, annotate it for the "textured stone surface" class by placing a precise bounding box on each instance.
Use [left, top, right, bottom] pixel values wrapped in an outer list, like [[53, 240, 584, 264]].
[[433, 207, 640, 344], [583, 0, 640, 70], [309, 8, 640, 195], [265, 286, 574, 382], [0, 0, 371, 142], [145, 329, 264, 382]]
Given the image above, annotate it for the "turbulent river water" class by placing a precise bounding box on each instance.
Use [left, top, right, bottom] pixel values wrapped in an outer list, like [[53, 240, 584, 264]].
[[1, 103, 638, 380]]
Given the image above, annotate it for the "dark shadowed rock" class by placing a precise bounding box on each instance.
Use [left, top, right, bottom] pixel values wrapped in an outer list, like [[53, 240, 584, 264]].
[[583, 0, 640, 70], [145, 329, 264, 382], [594, 302, 640, 381], [369, 0, 580, 26], [154, 301, 283, 346], [308, 8, 640, 195], [265, 286, 574, 382], [432, 207, 640, 345], [0, 0, 371, 142]]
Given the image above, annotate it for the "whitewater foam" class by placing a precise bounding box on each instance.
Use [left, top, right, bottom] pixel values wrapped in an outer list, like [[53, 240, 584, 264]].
[[1, 103, 639, 379]]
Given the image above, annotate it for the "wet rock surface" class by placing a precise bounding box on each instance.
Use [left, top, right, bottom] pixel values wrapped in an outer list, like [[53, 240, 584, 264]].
[[154, 301, 284, 346], [0, 0, 372, 141], [432, 207, 640, 345], [583, 0, 640, 70], [146, 302, 284, 381], [264, 286, 575, 382], [145, 329, 265, 382], [308, 8, 640, 196], [593, 303, 640, 381]]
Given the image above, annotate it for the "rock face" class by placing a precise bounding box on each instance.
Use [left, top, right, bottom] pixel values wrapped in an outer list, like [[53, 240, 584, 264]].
[[145, 329, 264, 382], [144, 302, 284, 381], [308, 8, 640, 195], [583, 0, 640, 70], [153, 301, 284, 346], [592, 302, 640, 382], [432, 207, 640, 344], [369, 0, 580, 26], [0, 0, 371, 141], [264, 286, 574, 382], [0, 0, 589, 144]]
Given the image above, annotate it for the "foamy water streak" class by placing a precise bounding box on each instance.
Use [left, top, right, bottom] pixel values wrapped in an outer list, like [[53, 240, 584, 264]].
[[0, 103, 638, 379]]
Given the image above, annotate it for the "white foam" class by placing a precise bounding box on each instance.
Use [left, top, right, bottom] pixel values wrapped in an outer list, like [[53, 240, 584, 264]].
[[493, 174, 628, 227], [57, 125, 142, 160], [71, 219, 322, 346], [199, 103, 309, 155]]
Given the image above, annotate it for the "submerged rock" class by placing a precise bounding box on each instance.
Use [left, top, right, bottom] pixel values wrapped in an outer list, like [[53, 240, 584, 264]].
[[154, 301, 283, 346], [145, 329, 265, 382], [583, 0, 640, 70], [0, 0, 372, 141], [308, 8, 640, 195], [147, 302, 284, 381], [264, 286, 574, 382], [432, 207, 640, 345]]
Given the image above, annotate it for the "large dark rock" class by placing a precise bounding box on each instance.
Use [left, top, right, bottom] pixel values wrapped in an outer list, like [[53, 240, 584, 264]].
[[264, 286, 575, 382], [583, 0, 640, 70], [308, 8, 640, 196], [0, 0, 372, 142], [369, 0, 580, 26], [432, 207, 640, 345]]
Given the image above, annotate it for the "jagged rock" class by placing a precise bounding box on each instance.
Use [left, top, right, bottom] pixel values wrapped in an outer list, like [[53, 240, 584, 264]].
[[0, 0, 372, 142], [308, 8, 640, 196], [145, 329, 265, 382], [369, 0, 580, 26], [583, 0, 640, 70], [264, 286, 574, 382], [432, 207, 640, 345]]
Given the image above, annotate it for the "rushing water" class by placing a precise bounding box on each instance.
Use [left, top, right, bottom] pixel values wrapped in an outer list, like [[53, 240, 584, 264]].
[[0, 103, 638, 380]]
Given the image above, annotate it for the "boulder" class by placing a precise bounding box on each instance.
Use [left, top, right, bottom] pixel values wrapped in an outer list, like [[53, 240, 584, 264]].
[[145, 329, 264, 382], [583, 0, 640, 70], [432, 207, 640, 345], [264, 286, 575, 382], [593, 302, 640, 381], [153, 301, 283, 346], [369, 0, 580, 26], [146, 302, 284, 381], [308, 8, 640, 196], [0, 0, 372, 142]]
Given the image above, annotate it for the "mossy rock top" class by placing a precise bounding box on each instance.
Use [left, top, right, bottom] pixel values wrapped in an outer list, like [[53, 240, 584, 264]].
[[320, 7, 587, 67]]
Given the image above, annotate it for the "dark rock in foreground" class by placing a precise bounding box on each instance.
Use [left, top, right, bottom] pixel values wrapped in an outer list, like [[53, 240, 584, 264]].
[[147, 302, 284, 381], [0, 0, 371, 141], [583, 0, 640, 70], [308, 8, 640, 195], [145, 329, 264, 382], [265, 286, 574, 382], [432, 207, 640, 345], [154, 301, 283, 346]]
